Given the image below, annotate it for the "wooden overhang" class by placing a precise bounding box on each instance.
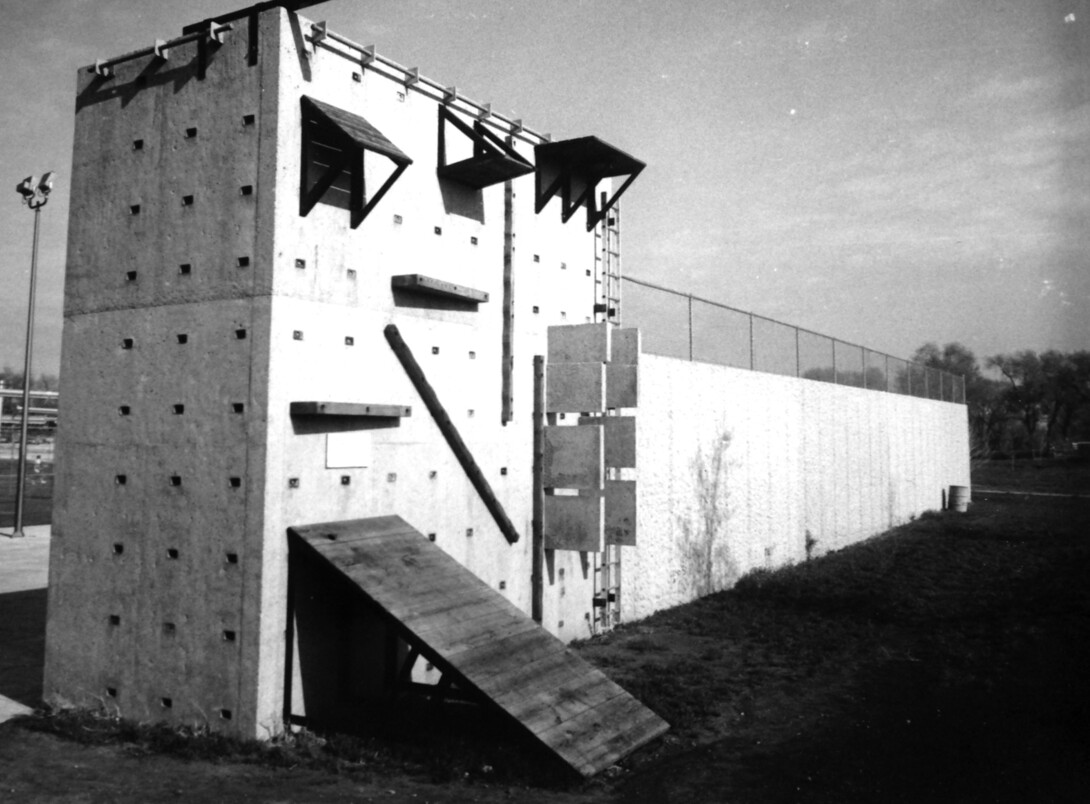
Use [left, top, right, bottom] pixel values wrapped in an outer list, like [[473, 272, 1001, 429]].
[[436, 106, 535, 189], [534, 136, 645, 231], [300, 95, 412, 228]]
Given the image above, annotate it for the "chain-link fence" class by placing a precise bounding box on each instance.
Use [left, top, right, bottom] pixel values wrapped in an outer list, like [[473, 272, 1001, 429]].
[[621, 276, 965, 404]]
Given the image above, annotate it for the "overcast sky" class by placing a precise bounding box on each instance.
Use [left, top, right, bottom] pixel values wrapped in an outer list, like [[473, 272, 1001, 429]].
[[1, 0, 1087, 378]]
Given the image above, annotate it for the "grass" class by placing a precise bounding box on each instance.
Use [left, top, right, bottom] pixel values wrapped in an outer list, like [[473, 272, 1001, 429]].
[[2, 461, 1088, 801], [971, 454, 1090, 494]]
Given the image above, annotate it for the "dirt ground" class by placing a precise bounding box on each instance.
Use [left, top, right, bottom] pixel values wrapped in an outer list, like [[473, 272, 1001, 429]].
[[1, 465, 1087, 803]]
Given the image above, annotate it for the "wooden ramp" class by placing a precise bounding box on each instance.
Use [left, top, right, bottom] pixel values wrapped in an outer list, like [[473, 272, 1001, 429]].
[[288, 516, 668, 777]]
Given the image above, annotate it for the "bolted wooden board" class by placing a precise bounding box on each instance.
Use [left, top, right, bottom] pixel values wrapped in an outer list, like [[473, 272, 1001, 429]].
[[606, 364, 638, 409], [546, 363, 606, 414], [543, 494, 603, 552], [547, 322, 611, 364], [577, 416, 635, 468], [610, 327, 641, 365], [390, 273, 489, 303], [605, 480, 637, 546], [290, 401, 411, 418], [543, 425, 603, 490], [604, 416, 636, 469]]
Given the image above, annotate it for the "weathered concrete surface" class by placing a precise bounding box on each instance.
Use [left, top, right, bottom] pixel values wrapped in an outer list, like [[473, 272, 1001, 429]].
[[48, 6, 605, 739], [45, 3, 971, 742], [622, 354, 971, 621], [46, 13, 273, 736], [256, 8, 605, 732]]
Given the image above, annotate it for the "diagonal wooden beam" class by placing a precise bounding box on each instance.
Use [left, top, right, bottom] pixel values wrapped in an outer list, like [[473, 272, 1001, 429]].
[[384, 325, 521, 544]]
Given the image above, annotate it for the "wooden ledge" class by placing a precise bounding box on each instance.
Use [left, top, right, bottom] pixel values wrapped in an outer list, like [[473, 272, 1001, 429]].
[[391, 274, 489, 304], [290, 401, 411, 418]]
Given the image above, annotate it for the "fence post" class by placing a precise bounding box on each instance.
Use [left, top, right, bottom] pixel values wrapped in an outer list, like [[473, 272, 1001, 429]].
[[832, 339, 838, 385], [687, 294, 693, 361], [748, 314, 754, 370], [885, 354, 890, 392], [795, 327, 800, 378], [861, 347, 867, 389]]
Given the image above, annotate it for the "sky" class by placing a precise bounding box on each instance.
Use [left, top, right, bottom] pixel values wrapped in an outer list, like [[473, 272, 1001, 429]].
[[1, 0, 1088, 378]]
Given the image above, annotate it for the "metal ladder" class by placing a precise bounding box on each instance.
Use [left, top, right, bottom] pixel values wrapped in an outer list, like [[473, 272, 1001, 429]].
[[592, 194, 623, 633]]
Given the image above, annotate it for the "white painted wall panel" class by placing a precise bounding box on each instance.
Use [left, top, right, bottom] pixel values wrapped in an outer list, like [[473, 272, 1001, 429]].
[[621, 354, 970, 622]]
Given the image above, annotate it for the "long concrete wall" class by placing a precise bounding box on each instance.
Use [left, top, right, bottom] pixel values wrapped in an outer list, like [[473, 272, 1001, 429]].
[[622, 354, 970, 621]]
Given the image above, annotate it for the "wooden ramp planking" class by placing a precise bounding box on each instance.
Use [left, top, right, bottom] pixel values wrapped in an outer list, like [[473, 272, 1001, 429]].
[[289, 515, 668, 777]]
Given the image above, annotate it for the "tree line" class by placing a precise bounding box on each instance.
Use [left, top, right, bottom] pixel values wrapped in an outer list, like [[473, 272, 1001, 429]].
[[912, 343, 1090, 458]]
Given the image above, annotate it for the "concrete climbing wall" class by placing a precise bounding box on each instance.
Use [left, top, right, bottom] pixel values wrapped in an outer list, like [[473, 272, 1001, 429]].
[[46, 6, 611, 738], [261, 9, 607, 730], [44, 4, 970, 742], [45, 15, 275, 735], [622, 354, 971, 621]]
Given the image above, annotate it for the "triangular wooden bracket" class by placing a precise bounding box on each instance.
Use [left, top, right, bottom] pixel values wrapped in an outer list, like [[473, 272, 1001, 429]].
[[534, 136, 645, 231], [436, 106, 534, 189], [300, 95, 412, 229]]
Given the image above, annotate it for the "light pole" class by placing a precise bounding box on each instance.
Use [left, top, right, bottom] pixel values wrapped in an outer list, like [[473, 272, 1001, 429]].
[[10, 172, 54, 538]]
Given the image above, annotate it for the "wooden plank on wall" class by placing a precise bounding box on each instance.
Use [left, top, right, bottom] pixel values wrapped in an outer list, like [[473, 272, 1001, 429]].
[[603, 416, 635, 468], [610, 327, 641, 365], [543, 425, 603, 489], [605, 480, 636, 546], [501, 176, 515, 423], [577, 416, 635, 468], [606, 363, 638, 409], [544, 494, 602, 552], [547, 322, 611, 364], [546, 363, 605, 413], [532, 355, 544, 623]]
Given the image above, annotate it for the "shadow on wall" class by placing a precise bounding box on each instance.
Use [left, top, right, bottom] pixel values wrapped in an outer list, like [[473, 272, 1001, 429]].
[[677, 427, 739, 598]]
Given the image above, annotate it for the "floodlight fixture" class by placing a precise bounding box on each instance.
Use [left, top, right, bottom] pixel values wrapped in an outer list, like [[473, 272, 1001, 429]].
[[15, 171, 55, 209]]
